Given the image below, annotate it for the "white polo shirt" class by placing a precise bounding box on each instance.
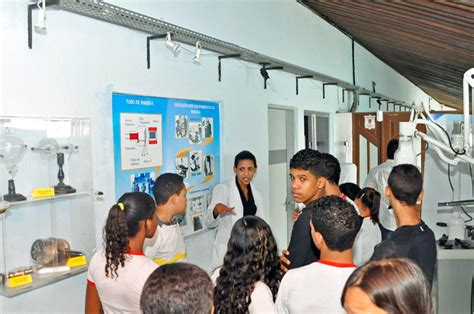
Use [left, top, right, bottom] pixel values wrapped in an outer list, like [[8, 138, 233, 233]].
[[275, 260, 356, 314], [87, 250, 158, 313], [144, 223, 186, 265]]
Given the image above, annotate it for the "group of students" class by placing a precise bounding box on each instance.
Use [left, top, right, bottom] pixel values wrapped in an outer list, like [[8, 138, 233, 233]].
[[85, 147, 437, 313]]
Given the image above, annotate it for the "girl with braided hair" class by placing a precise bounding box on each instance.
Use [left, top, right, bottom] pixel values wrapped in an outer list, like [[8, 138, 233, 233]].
[[85, 192, 159, 313], [213, 216, 282, 313]]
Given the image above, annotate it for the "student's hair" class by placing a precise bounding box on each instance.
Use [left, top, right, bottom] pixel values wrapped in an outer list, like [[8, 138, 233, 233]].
[[289, 148, 321, 176], [340, 182, 361, 201], [387, 164, 422, 205], [309, 196, 361, 251], [104, 192, 155, 278], [153, 173, 185, 206], [387, 139, 399, 159], [318, 153, 341, 184], [140, 263, 213, 314], [341, 258, 433, 314], [356, 187, 381, 224], [214, 216, 283, 313], [234, 150, 257, 168]]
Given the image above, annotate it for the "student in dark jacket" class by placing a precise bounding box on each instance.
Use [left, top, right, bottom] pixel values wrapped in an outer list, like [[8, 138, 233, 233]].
[[370, 164, 436, 287], [282, 150, 345, 271]]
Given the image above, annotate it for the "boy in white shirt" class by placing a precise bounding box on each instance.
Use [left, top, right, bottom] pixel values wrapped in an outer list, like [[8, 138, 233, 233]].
[[276, 196, 361, 314], [144, 173, 187, 265]]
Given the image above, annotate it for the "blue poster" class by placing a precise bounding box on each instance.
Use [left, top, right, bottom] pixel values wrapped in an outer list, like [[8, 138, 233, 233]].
[[112, 93, 220, 237]]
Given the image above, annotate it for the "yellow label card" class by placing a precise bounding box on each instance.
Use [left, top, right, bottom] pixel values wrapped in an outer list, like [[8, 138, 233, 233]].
[[67, 255, 87, 267], [8, 274, 33, 287], [32, 188, 55, 198]]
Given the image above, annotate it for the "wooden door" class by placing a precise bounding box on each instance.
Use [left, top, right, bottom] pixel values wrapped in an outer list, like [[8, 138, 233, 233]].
[[352, 112, 426, 185]]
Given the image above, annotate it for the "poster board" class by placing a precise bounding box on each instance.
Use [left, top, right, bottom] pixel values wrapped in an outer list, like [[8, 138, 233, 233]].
[[112, 93, 220, 237]]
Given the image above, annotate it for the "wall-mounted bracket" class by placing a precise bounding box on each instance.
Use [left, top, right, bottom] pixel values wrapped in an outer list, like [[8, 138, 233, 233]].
[[342, 88, 352, 103], [322, 83, 338, 99], [218, 54, 241, 82], [146, 34, 167, 69], [387, 101, 395, 111], [296, 75, 313, 95]]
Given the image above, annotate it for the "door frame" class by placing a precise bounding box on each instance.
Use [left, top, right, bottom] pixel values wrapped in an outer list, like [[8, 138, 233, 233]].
[[268, 104, 296, 245]]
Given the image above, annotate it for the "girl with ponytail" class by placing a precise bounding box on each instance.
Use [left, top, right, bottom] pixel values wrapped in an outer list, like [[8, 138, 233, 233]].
[[86, 192, 159, 313], [353, 187, 382, 265]]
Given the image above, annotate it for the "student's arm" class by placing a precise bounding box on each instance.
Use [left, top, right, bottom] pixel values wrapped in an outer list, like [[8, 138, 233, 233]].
[[284, 210, 313, 269], [85, 282, 102, 314]]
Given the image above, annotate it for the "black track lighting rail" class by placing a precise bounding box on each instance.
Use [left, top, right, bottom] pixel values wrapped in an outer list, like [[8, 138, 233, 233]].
[[28, 0, 412, 109]]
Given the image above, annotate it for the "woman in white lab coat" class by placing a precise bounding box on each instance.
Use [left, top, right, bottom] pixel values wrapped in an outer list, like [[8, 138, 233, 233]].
[[204, 150, 265, 271]]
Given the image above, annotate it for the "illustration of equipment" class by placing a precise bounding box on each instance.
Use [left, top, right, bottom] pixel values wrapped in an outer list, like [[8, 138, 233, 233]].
[[127, 126, 158, 157], [31, 238, 83, 267], [0, 129, 27, 202]]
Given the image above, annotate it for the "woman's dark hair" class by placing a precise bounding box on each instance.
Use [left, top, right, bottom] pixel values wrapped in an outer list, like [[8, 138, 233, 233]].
[[340, 182, 361, 201], [234, 150, 257, 168], [104, 192, 156, 278], [141, 263, 213, 314], [214, 216, 282, 313], [356, 187, 381, 224], [341, 258, 433, 314]]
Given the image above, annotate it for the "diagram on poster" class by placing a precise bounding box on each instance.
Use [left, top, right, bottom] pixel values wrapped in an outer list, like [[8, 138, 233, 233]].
[[120, 113, 163, 170]]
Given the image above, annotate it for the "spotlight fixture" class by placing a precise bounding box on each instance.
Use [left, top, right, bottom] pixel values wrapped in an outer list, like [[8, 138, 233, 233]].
[[193, 41, 201, 64], [260, 67, 270, 89], [260, 67, 269, 80], [165, 32, 180, 54], [259, 64, 283, 89], [34, 0, 47, 34]]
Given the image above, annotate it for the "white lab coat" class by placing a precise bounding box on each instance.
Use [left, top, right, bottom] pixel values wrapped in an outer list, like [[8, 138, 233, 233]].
[[363, 159, 396, 231], [204, 178, 265, 271], [352, 218, 382, 266]]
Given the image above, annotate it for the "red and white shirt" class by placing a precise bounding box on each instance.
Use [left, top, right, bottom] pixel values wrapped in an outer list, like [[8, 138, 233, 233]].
[[275, 260, 356, 314], [87, 250, 158, 313]]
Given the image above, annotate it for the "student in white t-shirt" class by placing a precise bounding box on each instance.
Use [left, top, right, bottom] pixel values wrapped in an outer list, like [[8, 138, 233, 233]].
[[85, 192, 159, 313], [213, 216, 283, 313], [353, 187, 382, 265], [144, 173, 187, 265], [276, 196, 361, 314]]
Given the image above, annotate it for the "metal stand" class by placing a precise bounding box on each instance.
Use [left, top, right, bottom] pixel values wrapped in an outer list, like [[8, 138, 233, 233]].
[[3, 179, 26, 202], [54, 153, 76, 195]]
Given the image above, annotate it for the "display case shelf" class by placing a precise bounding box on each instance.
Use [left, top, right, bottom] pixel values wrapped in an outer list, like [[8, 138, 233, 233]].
[[0, 116, 95, 298], [5, 192, 91, 209], [0, 265, 87, 298]]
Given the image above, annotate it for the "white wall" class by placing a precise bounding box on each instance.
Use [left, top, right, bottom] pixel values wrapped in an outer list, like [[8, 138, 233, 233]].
[[0, 0, 443, 311]]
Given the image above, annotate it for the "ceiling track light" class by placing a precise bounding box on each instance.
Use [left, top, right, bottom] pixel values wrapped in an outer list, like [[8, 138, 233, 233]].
[[193, 41, 201, 64], [165, 32, 180, 54], [34, 0, 46, 34]]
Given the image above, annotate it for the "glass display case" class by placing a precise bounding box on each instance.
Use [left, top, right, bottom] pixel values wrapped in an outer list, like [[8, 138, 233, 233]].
[[0, 116, 95, 297]]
